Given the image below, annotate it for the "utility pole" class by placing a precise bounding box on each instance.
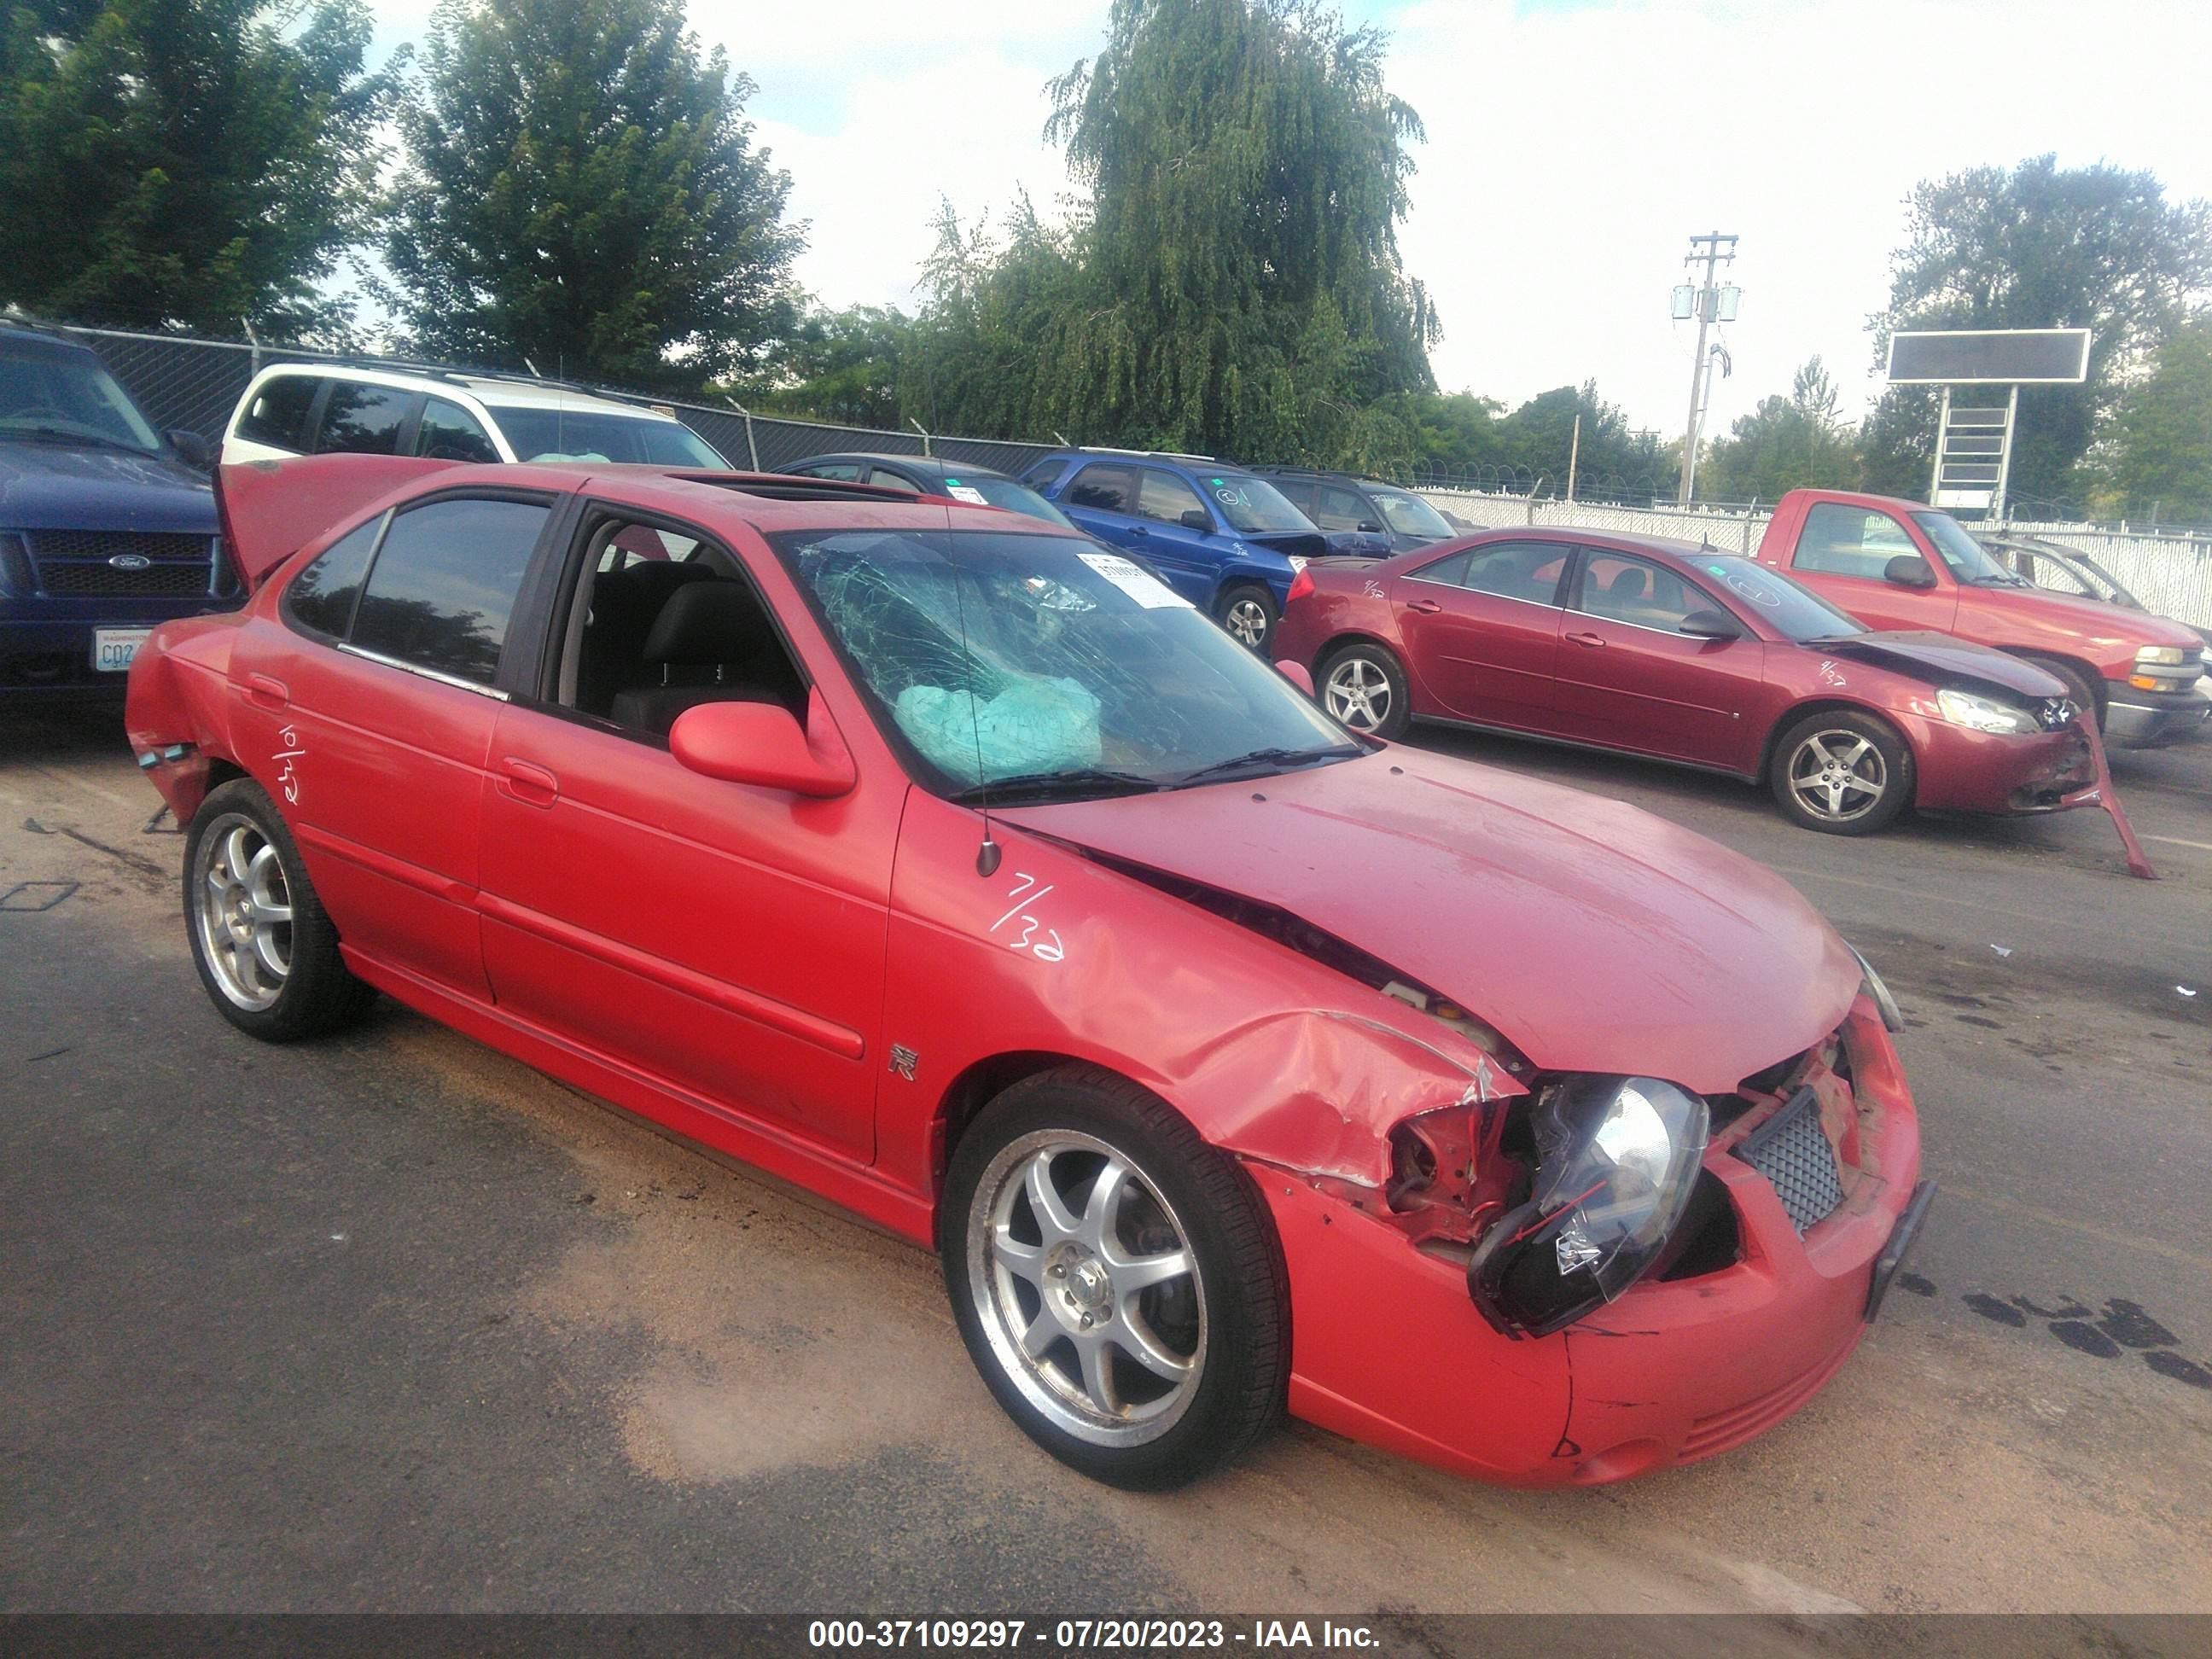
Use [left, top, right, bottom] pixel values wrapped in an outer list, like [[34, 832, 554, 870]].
[[1673, 231, 1739, 505], [1565, 413, 1580, 504]]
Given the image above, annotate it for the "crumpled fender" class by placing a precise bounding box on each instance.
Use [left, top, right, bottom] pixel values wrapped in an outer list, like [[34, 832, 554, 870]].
[[124, 614, 243, 824], [1175, 1007, 1520, 1189]]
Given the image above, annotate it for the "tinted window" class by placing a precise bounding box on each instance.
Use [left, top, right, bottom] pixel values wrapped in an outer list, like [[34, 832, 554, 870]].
[[414, 398, 498, 463], [1065, 463, 1136, 513], [352, 498, 550, 685], [494, 409, 723, 466], [1409, 549, 1470, 585], [1018, 457, 1067, 491], [1271, 478, 1317, 514], [796, 462, 863, 480], [236, 375, 321, 451], [316, 381, 415, 456], [1793, 504, 1918, 579], [1313, 485, 1371, 532], [1459, 541, 1570, 604], [1135, 468, 1207, 526], [282, 515, 381, 639], [869, 467, 922, 492], [1576, 553, 1703, 631]]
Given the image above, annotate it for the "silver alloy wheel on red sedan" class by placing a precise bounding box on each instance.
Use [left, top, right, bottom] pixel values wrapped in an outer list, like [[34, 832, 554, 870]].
[[193, 812, 293, 1010], [1784, 728, 1889, 824], [1324, 655, 1393, 732], [966, 1129, 1207, 1447]]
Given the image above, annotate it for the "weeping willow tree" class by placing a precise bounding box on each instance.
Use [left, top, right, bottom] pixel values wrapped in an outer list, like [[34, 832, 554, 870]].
[[908, 0, 1436, 465]]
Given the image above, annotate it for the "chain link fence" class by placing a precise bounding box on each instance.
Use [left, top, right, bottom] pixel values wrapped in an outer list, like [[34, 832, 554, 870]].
[[44, 323, 2212, 631]]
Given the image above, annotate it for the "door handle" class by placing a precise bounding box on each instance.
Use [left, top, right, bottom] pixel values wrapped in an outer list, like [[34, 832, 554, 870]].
[[497, 756, 560, 808], [1406, 598, 1443, 614], [1565, 632, 1606, 648], [1129, 525, 1150, 537], [244, 672, 289, 710]]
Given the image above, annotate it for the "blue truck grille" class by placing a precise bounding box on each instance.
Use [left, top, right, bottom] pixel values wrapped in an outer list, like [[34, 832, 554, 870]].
[[30, 531, 212, 597]]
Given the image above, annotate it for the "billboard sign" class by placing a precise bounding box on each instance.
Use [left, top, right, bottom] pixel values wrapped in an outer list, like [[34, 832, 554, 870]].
[[1886, 329, 2092, 385]]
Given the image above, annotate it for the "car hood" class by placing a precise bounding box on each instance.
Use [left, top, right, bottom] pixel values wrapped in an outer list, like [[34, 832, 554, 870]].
[[1818, 631, 2068, 699], [1966, 579, 2204, 649], [0, 439, 214, 532], [1007, 747, 1858, 1095]]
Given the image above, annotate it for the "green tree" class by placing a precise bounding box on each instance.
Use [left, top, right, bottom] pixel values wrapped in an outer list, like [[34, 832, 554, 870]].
[[2093, 319, 2212, 520], [1864, 154, 2212, 505], [1705, 357, 1862, 504], [746, 303, 914, 428], [0, 0, 399, 339], [384, 0, 803, 390], [916, 0, 1435, 463]]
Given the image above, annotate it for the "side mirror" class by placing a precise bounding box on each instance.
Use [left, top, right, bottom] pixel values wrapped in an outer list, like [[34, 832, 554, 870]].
[[1274, 659, 1315, 696], [1884, 554, 1938, 590], [669, 690, 856, 798], [1358, 520, 1384, 534], [1677, 608, 1743, 640], [1179, 508, 1212, 532], [166, 428, 211, 470]]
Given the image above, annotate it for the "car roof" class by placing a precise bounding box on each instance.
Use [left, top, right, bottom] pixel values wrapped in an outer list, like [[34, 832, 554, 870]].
[[785, 451, 1014, 480], [250, 360, 690, 423], [0, 319, 96, 353], [1461, 525, 1743, 568]]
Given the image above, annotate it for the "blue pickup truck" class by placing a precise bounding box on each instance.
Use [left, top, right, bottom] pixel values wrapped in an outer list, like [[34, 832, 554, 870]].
[[2, 321, 229, 697]]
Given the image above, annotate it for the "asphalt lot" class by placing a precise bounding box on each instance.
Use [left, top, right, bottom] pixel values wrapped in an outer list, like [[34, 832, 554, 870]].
[[3, 699, 2209, 1620]]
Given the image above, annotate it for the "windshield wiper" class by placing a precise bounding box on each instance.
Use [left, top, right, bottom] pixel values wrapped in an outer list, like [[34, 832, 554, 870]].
[[949, 766, 1167, 806], [14, 425, 148, 454], [1173, 745, 1354, 784]]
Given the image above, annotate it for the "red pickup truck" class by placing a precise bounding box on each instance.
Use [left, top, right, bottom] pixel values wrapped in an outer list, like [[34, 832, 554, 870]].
[[1754, 489, 2209, 748]]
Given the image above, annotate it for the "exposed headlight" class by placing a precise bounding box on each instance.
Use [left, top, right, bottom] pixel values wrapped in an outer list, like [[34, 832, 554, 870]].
[[2135, 645, 2190, 667], [1936, 686, 2036, 735], [1847, 943, 1904, 1032], [1467, 1075, 1708, 1337]]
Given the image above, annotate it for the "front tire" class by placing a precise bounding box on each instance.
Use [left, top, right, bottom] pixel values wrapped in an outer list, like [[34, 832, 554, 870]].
[[940, 1067, 1289, 1489], [183, 777, 375, 1040], [1215, 583, 1278, 654], [1770, 710, 1914, 835], [1318, 641, 1412, 738]]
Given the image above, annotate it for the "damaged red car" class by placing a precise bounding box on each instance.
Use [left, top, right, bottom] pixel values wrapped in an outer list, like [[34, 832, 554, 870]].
[[1274, 527, 2097, 835], [126, 457, 1932, 1489]]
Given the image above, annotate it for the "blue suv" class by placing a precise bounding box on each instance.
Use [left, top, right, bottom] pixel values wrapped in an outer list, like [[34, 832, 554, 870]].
[[2, 322, 228, 697], [1019, 451, 1372, 652]]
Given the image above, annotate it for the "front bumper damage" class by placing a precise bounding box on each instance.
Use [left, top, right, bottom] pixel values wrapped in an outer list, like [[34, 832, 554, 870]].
[[1251, 995, 1925, 1487]]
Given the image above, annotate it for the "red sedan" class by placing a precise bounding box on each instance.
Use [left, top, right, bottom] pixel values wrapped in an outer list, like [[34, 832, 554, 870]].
[[126, 457, 1930, 1489], [1273, 527, 2097, 834]]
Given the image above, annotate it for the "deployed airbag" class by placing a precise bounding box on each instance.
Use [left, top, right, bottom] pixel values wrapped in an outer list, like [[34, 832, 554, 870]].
[[894, 676, 1103, 786]]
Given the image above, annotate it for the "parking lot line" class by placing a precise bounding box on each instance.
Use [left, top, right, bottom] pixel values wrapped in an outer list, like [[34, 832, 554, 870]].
[[2144, 834, 2212, 851]]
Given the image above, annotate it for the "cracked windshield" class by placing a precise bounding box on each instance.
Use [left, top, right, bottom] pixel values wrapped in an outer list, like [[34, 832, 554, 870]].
[[773, 529, 1357, 799]]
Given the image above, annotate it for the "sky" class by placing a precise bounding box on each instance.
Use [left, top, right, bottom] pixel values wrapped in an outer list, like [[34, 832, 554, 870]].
[[364, 0, 2212, 439]]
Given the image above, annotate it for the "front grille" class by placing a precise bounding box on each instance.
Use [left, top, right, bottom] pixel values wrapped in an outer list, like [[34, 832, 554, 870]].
[[29, 531, 212, 597], [1732, 1085, 1844, 1236]]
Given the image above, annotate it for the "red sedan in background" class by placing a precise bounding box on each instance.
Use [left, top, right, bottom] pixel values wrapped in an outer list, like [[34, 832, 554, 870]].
[[125, 457, 1929, 1491], [1275, 528, 2097, 835]]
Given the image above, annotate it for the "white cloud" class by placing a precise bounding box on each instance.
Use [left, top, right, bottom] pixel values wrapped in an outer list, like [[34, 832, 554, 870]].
[[364, 0, 2212, 438]]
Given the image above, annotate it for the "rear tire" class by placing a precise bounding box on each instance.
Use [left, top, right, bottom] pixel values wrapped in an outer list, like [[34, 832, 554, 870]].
[[183, 778, 376, 1041], [1215, 583, 1278, 654], [940, 1066, 1289, 1489], [1770, 710, 1914, 835], [1318, 641, 1412, 739]]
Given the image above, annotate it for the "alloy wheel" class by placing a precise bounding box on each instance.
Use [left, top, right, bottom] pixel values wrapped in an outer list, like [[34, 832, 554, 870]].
[[1224, 598, 1271, 649], [967, 1131, 1207, 1447], [1324, 656, 1392, 732], [194, 812, 294, 1011], [1785, 730, 1888, 824]]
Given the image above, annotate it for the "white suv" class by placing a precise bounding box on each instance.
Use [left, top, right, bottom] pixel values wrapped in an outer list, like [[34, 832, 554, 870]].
[[221, 362, 729, 469]]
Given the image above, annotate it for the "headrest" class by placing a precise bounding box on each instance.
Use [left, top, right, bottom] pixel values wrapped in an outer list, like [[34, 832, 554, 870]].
[[642, 579, 773, 666], [1606, 565, 1649, 599]]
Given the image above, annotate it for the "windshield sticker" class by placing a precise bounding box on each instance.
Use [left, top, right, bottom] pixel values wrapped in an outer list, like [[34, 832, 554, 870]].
[[945, 484, 988, 505], [1078, 550, 1190, 608]]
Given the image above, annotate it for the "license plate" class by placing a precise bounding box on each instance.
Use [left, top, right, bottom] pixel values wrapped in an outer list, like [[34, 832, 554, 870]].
[[92, 628, 152, 672]]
